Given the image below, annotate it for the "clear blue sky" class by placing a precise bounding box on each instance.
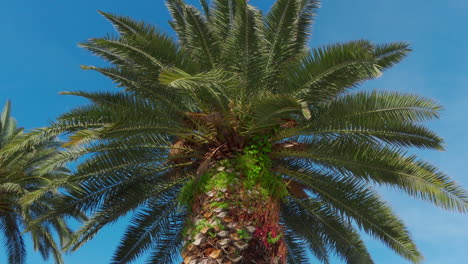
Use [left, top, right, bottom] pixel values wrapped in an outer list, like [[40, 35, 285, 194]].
[[1, 0, 467, 263]]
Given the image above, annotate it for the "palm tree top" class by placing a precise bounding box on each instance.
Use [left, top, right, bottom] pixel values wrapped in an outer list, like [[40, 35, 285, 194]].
[[6, 1, 468, 263]]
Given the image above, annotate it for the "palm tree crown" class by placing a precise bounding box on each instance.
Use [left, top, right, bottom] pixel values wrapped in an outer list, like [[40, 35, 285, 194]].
[[0, 101, 82, 264], [10, 0, 468, 263]]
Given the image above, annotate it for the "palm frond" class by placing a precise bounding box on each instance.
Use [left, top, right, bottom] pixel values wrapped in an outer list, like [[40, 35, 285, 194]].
[[293, 0, 320, 54], [166, 0, 189, 46], [200, 0, 211, 19], [279, 166, 422, 262], [282, 209, 329, 263], [274, 140, 468, 212], [282, 197, 374, 264], [68, 177, 186, 251], [110, 191, 180, 264], [280, 91, 445, 150], [210, 0, 237, 41], [0, 213, 26, 264], [374, 42, 411, 69], [222, 0, 263, 96], [145, 211, 186, 264], [182, 4, 219, 69], [284, 230, 311, 264], [290, 40, 381, 102], [262, 0, 301, 87]]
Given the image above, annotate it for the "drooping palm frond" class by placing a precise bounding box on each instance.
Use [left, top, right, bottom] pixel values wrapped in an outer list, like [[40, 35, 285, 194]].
[[278, 166, 423, 262], [110, 189, 183, 264], [144, 212, 186, 264], [283, 229, 311, 264], [273, 139, 467, 213], [282, 197, 374, 264], [0, 213, 26, 264]]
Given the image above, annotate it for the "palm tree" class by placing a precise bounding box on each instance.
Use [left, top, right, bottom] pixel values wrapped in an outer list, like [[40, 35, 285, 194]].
[[0, 101, 83, 264], [10, 0, 468, 263]]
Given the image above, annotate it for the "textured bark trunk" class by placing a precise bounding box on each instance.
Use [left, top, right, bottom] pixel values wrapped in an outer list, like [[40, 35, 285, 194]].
[[181, 162, 287, 264]]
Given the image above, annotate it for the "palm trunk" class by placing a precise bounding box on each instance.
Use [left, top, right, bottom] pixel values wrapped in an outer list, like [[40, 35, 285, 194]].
[[181, 161, 287, 264]]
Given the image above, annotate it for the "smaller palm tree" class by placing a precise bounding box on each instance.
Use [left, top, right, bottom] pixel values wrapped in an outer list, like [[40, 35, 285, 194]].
[[0, 101, 84, 264]]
